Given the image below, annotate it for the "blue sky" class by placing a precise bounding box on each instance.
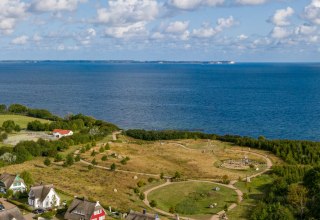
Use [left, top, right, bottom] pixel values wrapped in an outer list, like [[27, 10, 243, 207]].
[[0, 0, 319, 61]]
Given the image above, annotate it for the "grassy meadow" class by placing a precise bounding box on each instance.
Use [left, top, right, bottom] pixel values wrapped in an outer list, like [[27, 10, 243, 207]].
[[0, 114, 49, 129]]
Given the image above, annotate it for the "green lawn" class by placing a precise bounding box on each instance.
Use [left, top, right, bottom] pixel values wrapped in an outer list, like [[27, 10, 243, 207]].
[[148, 181, 237, 218], [0, 114, 49, 129], [227, 174, 274, 220]]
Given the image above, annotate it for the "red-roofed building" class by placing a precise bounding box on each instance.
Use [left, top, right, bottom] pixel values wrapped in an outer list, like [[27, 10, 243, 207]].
[[52, 129, 73, 139]]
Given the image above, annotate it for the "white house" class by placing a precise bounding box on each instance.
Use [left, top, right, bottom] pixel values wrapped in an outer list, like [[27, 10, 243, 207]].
[[28, 184, 60, 209], [0, 173, 27, 194], [52, 129, 73, 139]]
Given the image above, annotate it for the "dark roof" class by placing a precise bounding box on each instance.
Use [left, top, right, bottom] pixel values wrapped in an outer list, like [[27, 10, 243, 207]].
[[126, 210, 159, 220], [0, 173, 16, 189], [0, 206, 25, 220], [64, 198, 103, 220], [29, 184, 55, 202]]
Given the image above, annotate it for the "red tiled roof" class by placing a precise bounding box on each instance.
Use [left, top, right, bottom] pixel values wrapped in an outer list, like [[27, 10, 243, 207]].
[[53, 129, 72, 135]]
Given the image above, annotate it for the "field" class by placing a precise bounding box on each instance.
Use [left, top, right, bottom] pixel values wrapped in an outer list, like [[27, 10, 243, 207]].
[[0, 114, 49, 129], [81, 136, 271, 181], [148, 181, 238, 219], [0, 157, 154, 212]]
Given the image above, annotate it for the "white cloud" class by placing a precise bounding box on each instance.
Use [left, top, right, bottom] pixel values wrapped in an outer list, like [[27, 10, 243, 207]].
[[192, 26, 217, 38], [165, 21, 189, 34], [192, 16, 235, 38], [304, 0, 320, 25], [271, 26, 291, 39], [238, 34, 248, 40], [295, 24, 317, 35], [33, 33, 42, 42], [271, 7, 294, 26], [0, 0, 28, 34], [96, 0, 160, 39], [97, 0, 159, 25], [31, 0, 86, 12], [104, 22, 148, 39], [236, 0, 267, 5], [168, 0, 224, 10], [12, 35, 29, 44]]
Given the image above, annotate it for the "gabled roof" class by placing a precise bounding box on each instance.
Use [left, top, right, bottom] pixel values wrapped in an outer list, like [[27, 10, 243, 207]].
[[126, 210, 159, 220], [0, 173, 17, 189], [0, 206, 25, 220], [53, 129, 72, 135], [64, 198, 103, 220], [29, 184, 56, 202], [0, 199, 25, 220]]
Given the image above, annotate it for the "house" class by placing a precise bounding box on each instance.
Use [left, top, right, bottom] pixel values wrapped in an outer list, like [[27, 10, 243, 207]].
[[28, 184, 60, 209], [64, 198, 105, 220], [126, 210, 160, 220], [0, 173, 27, 194], [0, 198, 26, 220], [52, 129, 73, 139]]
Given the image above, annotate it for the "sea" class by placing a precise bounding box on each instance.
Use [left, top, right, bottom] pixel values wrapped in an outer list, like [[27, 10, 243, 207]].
[[1, 61, 320, 141]]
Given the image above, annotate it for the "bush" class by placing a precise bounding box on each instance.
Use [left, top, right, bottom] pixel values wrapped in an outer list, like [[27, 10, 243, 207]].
[[75, 154, 81, 162], [133, 188, 140, 194], [150, 200, 157, 208], [139, 193, 145, 200], [137, 180, 146, 188], [44, 158, 51, 166], [99, 146, 105, 153], [91, 158, 97, 165], [101, 155, 108, 161], [110, 163, 116, 171], [105, 143, 110, 150]]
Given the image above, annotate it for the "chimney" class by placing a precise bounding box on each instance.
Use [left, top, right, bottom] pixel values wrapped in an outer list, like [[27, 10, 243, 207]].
[[143, 209, 146, 215]]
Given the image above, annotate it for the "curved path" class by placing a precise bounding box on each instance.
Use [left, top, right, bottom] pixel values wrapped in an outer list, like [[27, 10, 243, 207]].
[[141, 144, 273, 220], [76, 138, 273, 220]]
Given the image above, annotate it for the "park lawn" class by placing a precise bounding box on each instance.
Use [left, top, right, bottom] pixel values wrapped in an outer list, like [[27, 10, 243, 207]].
[[227, 174, 274, 220], [148, 181, 238, 219], [0, 114, 49, 129], [0, 158, 155, 212]]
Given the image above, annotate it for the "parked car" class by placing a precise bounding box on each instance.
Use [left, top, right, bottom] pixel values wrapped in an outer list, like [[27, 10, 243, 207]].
[[33, 208, 45, 214]]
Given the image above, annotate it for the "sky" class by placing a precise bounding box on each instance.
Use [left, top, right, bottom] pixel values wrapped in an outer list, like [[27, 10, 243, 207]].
[[0, 0, 319, 61]]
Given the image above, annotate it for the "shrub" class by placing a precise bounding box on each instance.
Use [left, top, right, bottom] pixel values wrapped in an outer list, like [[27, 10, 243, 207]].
[[133, 188, 140, 194], [91, 158, 97, 165], [105, 143, 110, 150], [75, 155, 81, 162], [99, 146, 105, 153], [101, 155, 108, 161], [110, 163, 116, 171], [137, 180, 146, 188], [150, 200, 157, 208], [44, 158, 51, 166], [139, 193, 145, 200]]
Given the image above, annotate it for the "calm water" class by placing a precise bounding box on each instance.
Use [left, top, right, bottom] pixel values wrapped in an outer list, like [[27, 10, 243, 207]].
[[1, 61, 320, 141]]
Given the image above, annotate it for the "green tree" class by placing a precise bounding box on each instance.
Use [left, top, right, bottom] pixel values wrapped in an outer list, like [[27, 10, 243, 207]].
[[2, 120, 17, 133], [20, 171, 34, 187], [91, 158, 97, 165], [63, 154, 74, 167], [110, 163, 116, 171], [101, 155, 108, 161], [139, 193, 145, 200], [105, 143, 110, 150], [8, 104, 28, 114], [44, 158, 51, 166], [99, 146, 105, 153], [75, 154, 81, 162], [250, 202, 294, 220], [150, 200, 157, 207], [0, 104, 6, 113], [287, 184, 308, 219]]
